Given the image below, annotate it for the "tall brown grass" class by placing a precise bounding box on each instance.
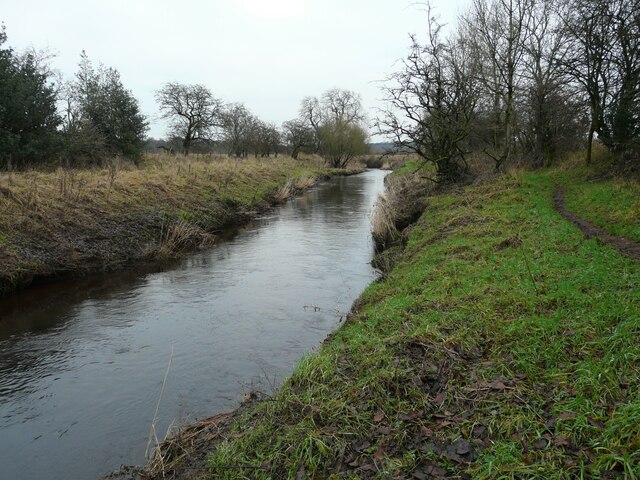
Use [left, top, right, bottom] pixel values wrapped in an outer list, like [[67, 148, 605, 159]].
[[0, 153, 329, 294], [371, 172, 432, 252]]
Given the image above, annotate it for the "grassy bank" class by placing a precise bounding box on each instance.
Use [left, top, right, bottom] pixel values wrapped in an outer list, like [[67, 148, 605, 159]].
[[165, 163, 640, 479], [564, 178, 640, 243], [0, 154, 360, 296]]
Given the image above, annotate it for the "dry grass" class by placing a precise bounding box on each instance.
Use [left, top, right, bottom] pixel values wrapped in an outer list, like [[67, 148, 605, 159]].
[[273, 173, 319, 203], [156, 220, 216, 259], [0, 153, 331, 295], [145, 411, 237, 480], [371, 172, 432, 253]]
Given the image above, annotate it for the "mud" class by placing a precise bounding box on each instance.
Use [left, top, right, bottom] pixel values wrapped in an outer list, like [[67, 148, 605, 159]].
[[553, 187, 640, 261]]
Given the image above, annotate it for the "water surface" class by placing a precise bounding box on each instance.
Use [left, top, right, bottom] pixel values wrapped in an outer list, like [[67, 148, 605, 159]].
[[0, 169, 387, 479]]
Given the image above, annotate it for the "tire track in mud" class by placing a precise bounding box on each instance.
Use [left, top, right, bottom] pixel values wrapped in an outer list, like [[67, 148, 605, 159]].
[[553, 187, 640, 261]]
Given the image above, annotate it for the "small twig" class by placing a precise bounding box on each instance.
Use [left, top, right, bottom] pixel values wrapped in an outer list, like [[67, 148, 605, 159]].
[[520, 242, 539, 295], [209, 464, 268, 471]]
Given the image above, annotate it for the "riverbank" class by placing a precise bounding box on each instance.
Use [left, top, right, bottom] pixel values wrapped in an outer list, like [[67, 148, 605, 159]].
[[0, 154, 362, 297], [143, 159, 639, 479]]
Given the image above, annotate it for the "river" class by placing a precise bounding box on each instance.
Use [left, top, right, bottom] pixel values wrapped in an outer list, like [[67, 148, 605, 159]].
[[0, 169, 388, 479]]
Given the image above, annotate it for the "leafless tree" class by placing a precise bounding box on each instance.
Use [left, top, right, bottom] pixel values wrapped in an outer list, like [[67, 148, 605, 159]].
[[299, 88, 368, 168], [606, 0, 640, 159], [558, 0, 640, 166], [377, 6, 478, 183], [462, 0, 533, 170], [220, 103, 255, 157], [317, 119, 369, 168], [155, 83, 223, 155], [558, 0, 615, 164], [249, 120, 282, 157], [320, 88, 365, 125], [282, 118, 314, 159], [519, 0, 586, 165]]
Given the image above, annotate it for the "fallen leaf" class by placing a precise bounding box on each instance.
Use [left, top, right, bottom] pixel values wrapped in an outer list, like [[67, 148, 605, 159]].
[[490, 380, 507, 390], [420, 425, 434, 436], [373, 448, 386, 460], [355, 440, 371, 451], [588, 418, 606, 430], [373, 412, 385, 423], [557, 412, 577, 421], [435, 420, 453, 430], [426, 464, 448, 476], [554, 435, 570, 447], [533, 438, 548, 449], [454, 439, 472, 455]]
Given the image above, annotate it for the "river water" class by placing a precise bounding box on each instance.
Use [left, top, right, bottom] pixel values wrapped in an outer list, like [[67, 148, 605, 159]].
[[0, 169, 388, 479]]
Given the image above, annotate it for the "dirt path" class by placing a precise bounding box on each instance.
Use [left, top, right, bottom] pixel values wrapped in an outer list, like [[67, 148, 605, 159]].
[[553, 187, 640, 261]]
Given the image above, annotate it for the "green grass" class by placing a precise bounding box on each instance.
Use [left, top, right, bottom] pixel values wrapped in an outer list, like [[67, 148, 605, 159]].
[[203, 166, 640, 479], [564, 179, 640, 242]]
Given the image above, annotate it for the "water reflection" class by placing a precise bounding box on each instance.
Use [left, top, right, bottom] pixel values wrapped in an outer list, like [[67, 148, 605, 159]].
[[0, 169, 388, 480]]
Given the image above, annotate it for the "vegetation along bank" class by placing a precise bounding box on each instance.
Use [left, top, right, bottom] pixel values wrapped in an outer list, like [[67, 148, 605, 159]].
[[136, 155, 639, 479], [0, 154, 362, 297]]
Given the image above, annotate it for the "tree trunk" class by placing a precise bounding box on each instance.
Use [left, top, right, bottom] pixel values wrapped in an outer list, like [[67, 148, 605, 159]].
[[586, 125, 594, 165]]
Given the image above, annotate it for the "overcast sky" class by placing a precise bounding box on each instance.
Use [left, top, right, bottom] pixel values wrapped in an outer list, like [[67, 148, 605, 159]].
[[2, 0, 470, 139]]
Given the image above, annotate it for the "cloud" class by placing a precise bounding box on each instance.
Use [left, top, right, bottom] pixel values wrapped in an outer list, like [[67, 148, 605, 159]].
[[236, 0, 307, 19]]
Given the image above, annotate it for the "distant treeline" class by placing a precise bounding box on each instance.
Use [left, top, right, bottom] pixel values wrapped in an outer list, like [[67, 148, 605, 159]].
[[153, 83, 369, 168], [5, 0, 636, 178], [376, 0, 640, 182], [0, 24, 369, 170]]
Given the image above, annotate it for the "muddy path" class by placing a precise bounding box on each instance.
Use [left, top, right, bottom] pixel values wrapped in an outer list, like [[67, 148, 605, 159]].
[[553, 187, 640, 261]]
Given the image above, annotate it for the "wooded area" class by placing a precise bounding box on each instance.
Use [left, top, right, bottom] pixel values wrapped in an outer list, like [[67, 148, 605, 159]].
[[377, 0, 639, 182]]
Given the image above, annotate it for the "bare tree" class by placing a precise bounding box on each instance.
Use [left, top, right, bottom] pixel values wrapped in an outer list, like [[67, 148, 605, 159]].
[[519, 0, 586, 165], [462, 0, 533, 170], [282, 118, 314, 159], [317, 119, 369, 168], [155, 83, 223, 155], [220, 103, 255, 157], [249, 120, 282, 157], [377, 7, 478, 183], [559, 0, 616, 164], [320, 88, 365, 125], [299, 88, 368, 168], [557, 0, 640, 167], [603, 0, 640, 159]]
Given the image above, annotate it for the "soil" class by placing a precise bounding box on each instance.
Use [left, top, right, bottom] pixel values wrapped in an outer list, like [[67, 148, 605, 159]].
[[553, 187, 640, 261]]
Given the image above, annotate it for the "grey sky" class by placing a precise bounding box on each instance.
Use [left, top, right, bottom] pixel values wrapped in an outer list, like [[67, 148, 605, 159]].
[[2, 0, 470, 139]]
